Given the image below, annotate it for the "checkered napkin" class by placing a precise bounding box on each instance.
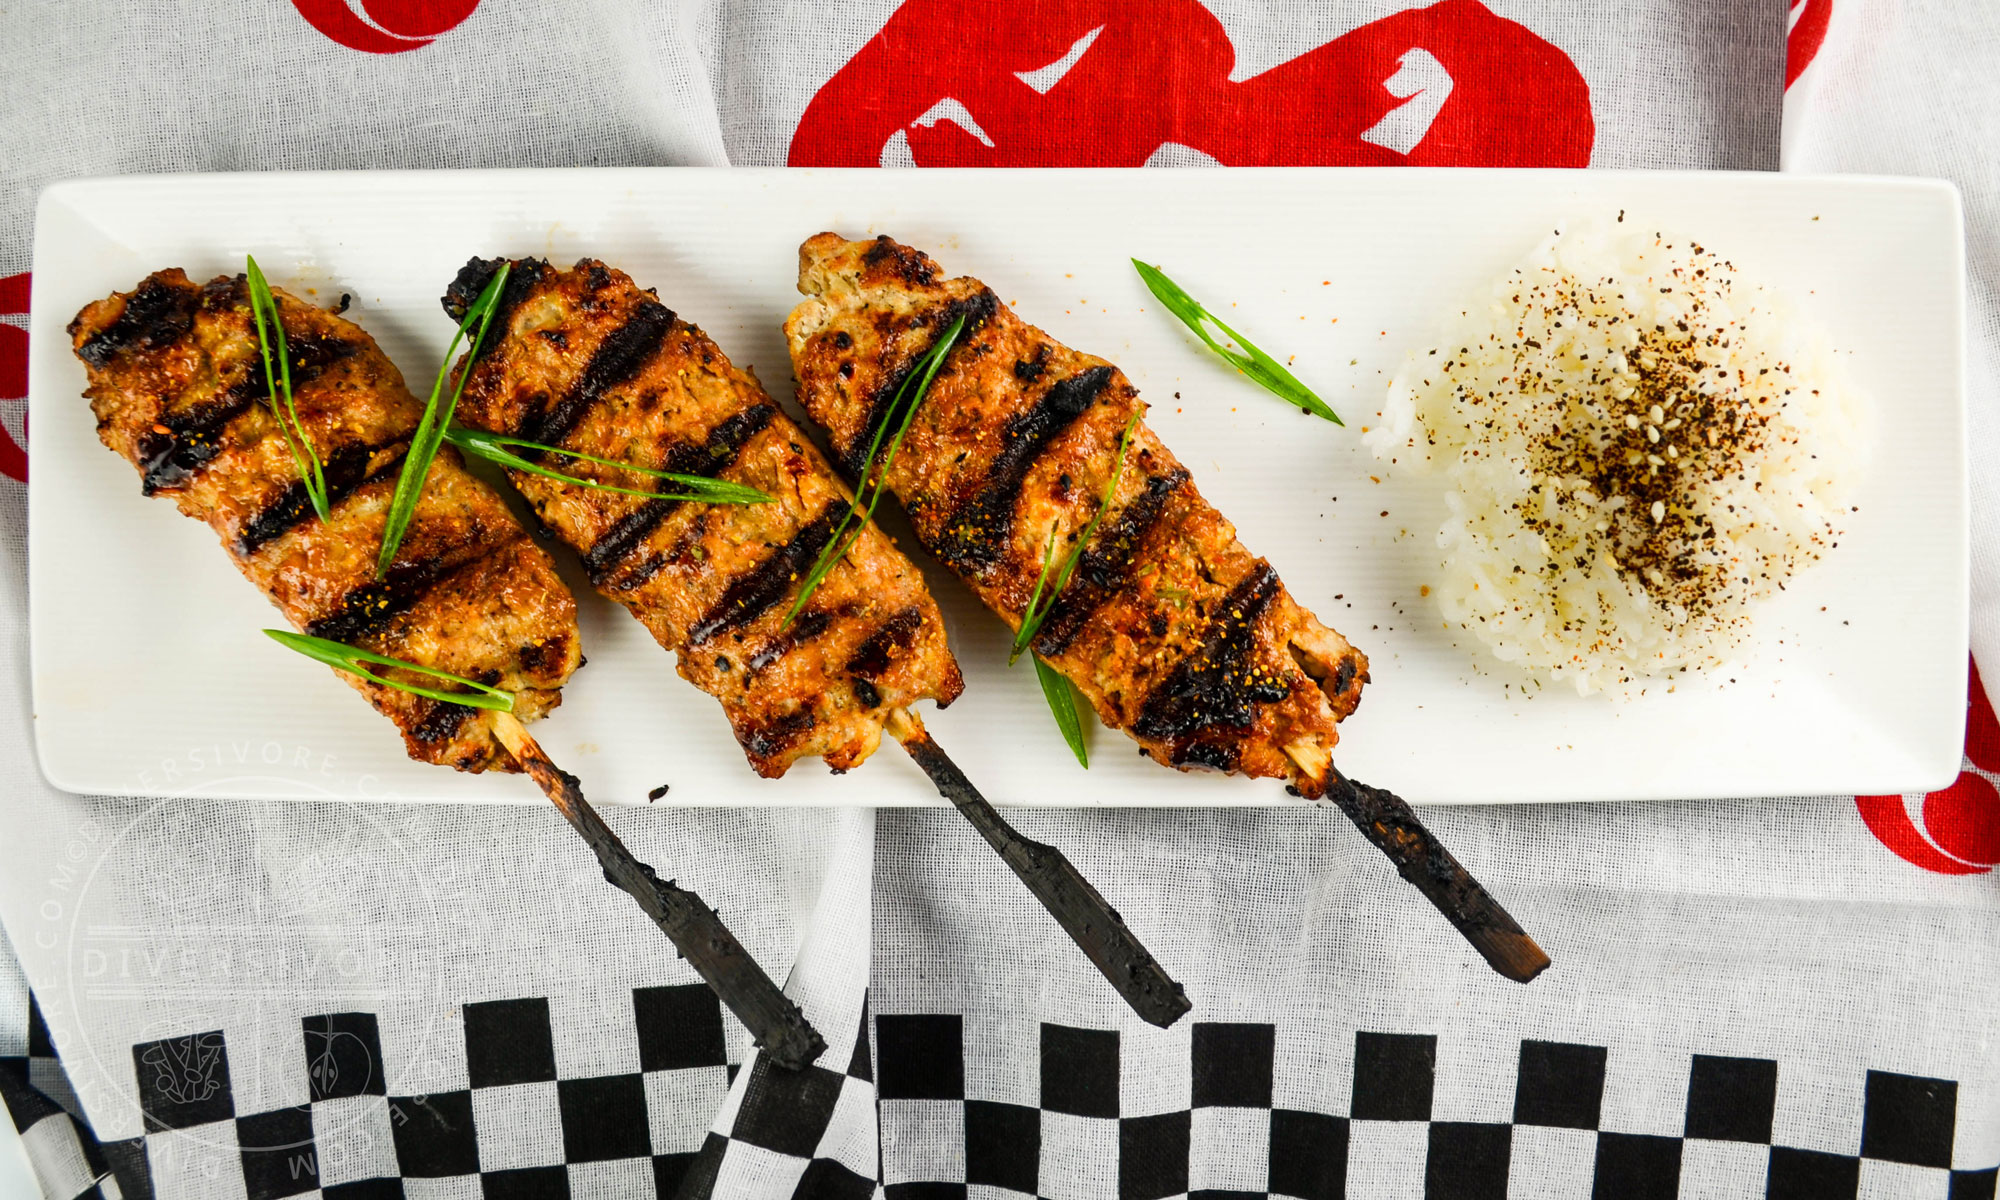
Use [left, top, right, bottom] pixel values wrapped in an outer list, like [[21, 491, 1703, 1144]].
[[2, 2, 2000, 1199]]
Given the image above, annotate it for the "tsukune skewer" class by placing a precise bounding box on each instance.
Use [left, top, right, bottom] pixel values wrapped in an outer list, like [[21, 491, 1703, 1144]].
[[68, 269, 824, 1067], [442, 256, 1191, 1027]]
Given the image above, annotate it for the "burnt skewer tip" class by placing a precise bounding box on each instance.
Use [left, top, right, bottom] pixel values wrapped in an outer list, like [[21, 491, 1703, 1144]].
[[887, 708, 1192, 1028], [1323, 767, 1551, 984], [492, 713, 826, 1069]]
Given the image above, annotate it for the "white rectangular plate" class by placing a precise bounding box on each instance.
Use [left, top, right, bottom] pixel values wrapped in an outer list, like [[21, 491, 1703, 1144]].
[[28, 168, 1967, 806]]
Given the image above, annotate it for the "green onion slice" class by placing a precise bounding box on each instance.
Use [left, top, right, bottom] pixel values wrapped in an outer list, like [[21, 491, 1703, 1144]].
[[378, 262, 512, 577], [1009, 410, 1141, 664], [246, 256, 332, 519], [444, 426, 774, 506], [265, 629, 515, 712], [1131, 259, 1341, 424], [1034, 655, 1090, 767], [782, 312, 967, 626]]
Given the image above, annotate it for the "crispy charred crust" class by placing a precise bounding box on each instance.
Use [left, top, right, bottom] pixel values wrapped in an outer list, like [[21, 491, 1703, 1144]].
[[1034, 467, 1190, 657], [132, 326, 356, 495], [687, 502, 845, 647], [845, 607, 926, 680], [747, 609, 834, 673], [72, 268, 581, 773], [73, 275, 196, 368], [304, 551, 466, 643], [935, 365, 1117, 573], [527, 299, 676, 450], [581, 403, 776, 585], [1131, 563, 1289, 767], [409, 699, 473, 746], [134, 392, 254, 494], [842, 288, 1001, 475], [450, 257, 965, 777], [443, 256, 553, 365], [234, 442, 401, 554], [739, 709, 817, 770], [862, 234, 941, 286]]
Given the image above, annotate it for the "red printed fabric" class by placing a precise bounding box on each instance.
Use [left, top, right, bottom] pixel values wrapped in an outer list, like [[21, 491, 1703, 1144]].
[[0, 273, 25, 484], [789, 0, 1593, 168], [287, 0, 478, 53]]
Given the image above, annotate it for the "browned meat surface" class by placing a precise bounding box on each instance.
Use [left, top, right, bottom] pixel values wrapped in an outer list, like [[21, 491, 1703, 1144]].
[[785, 234, 1368, 798], [443, 257, 963, 777], [71, 269, 580, 772]]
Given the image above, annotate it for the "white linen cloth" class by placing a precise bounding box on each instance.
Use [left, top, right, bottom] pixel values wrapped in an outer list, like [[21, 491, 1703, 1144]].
[[0, 1, 1995, 1197]]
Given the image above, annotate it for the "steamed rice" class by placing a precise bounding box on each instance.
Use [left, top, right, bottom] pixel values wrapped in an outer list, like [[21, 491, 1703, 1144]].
[[1367, 222, 1865, 694]]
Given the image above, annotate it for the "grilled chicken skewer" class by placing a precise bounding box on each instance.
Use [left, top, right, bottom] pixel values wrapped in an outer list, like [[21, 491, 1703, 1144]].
[[70, 270, 825, 1068], [785, 235, 1549, 984], [443, 256, 1190, 1027]]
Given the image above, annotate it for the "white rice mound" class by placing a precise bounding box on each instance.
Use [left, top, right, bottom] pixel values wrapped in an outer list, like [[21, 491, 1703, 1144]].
[[1367, 222, 1866, 694]]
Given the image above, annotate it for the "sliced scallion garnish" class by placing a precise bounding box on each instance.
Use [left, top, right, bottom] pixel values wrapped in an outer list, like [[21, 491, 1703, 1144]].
[[1006, 411, 1139, 769], [246, 256, 331, 520], [782, 312, 967, 626], [378, 262, 512, 577], [444, 426, 775, 506], [1035, 656, 1090, 767], [265, 629, 515, 712], [1131, 259, 1340, 424], [1010, 410, 1141, 663]]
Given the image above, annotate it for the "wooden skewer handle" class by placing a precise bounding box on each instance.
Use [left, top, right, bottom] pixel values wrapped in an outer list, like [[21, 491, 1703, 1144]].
[[1325, 769, 1551, 984], [493, 714, 826, 1069], [889, 709, 1192, 1029]]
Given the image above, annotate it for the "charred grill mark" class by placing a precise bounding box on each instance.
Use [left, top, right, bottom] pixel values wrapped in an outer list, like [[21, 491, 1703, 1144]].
[[1131, 563, 1289, 765], [1033, 468, 1190, 657], [1176, 741, 1239, 772], [303, 551, 467, 645], [409, 699, 473, 746], [233, 441, 405, 554], [518, 632, 572, 677], [134, 332, 358, 494], [136, 394, 253, 493], [862, 235, 940, 286], [746, 609, 833, 674], [441, 256, 553, 363], [580, 404, 777, 584], [1332, 657, 1358, 696], [934, 366, 1115, 572], [846, 607, 925, 679], [686, 502, 847, 647], [603, 508, 710, 594], [840, 289, 1000, 475], [199, 275, 246, 312], [1013, 344, 1051, 383], [75, 276, 196, 368], [741, 709, 816, 762], [524, 300, 676, 452]]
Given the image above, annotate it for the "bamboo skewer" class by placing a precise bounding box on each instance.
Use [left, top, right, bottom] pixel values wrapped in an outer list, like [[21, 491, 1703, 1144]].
[[886, 708, 1192, 1028], [1283, 741, 1549, 983], [492, 712, 826, 1069]]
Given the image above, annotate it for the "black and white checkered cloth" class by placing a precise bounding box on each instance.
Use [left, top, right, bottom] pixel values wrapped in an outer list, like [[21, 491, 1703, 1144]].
[[111, 989, 832, 1199], [8, 972, 1999, 1200], [872, 1018, 1995, 1199]]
